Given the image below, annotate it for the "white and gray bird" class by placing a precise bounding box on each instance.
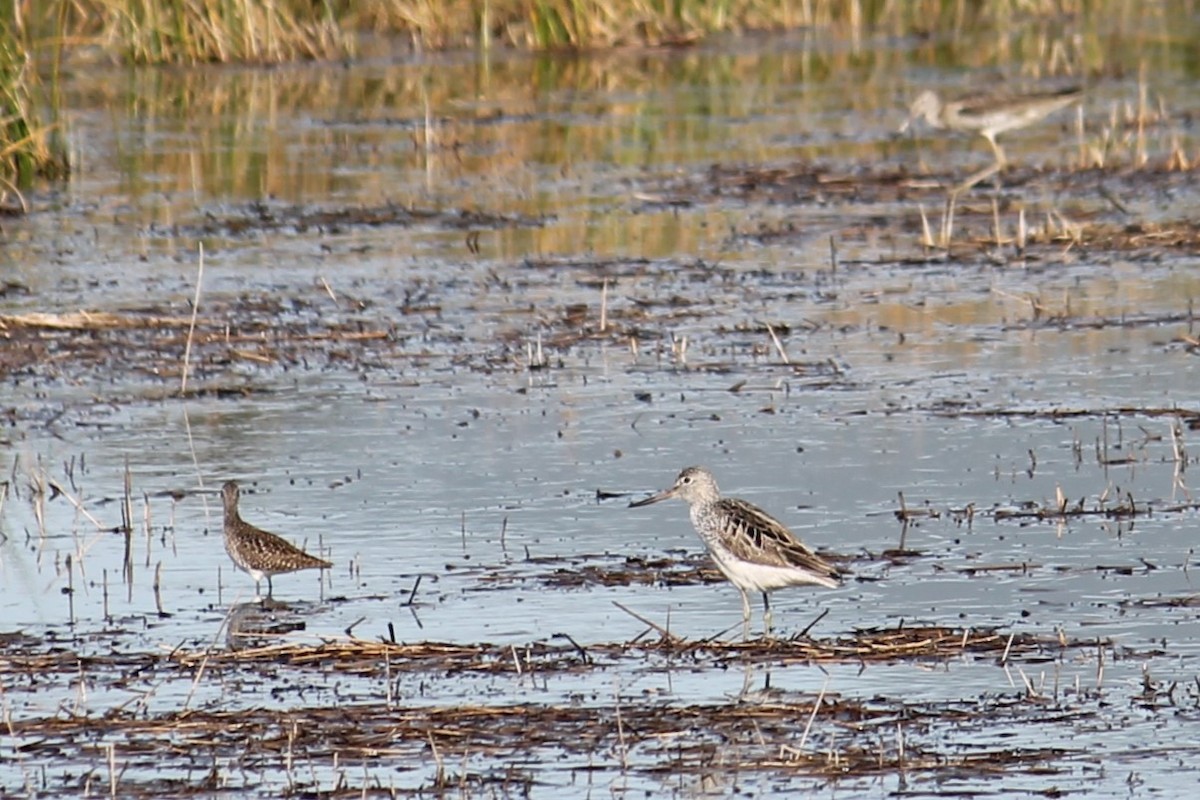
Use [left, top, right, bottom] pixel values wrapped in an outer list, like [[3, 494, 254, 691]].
[[900, 86, 1082, 167], [630, 466, 840, 636]]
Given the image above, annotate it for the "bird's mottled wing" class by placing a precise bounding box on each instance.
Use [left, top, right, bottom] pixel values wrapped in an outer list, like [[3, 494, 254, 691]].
[[954, 88, 1083, 129], [713, 498, 841, 584], [231, 521, 331, 572]]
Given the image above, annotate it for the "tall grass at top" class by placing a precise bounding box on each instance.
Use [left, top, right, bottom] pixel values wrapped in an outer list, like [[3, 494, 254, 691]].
[[0, 0, 1183, 211], [85, 0, 352, 63], [7, 0, 1168, 63], [343, 0, 1115, 50], [0, 4, 69, 208]]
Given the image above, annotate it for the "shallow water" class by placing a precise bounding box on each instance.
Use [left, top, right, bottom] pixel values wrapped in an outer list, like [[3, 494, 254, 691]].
[[4, 16, 1200, 799]]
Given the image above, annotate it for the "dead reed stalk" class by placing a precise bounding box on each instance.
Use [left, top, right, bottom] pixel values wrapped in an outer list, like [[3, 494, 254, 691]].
[[180, 243, 204, 395]]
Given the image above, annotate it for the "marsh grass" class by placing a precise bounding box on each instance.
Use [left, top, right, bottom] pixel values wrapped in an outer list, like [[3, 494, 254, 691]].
[[14, 0, 1165, 64], [345, 0, 1125, 51], [0, 12, 69, 206], [84, 0, 351, 64]]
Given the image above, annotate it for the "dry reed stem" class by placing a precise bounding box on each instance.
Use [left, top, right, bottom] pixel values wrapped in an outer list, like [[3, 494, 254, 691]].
[[614, 677, 628, 772], [796, 677, 828, 752], [180, 243, 204, 395], [939, 192, 957, 249], [611, 601, 683, 644], [1136, 64, 1148, 166], [45, 479, 108, 533], [599, 278, 608, 333], [765, 323, 789, 365], [182, 599, 246, 711], [1075, 103, 1088, 167], [319, 276, 338, 305], [0, 173, 28, 214], [152, 562, 165, 616], [0, 310, 200, 330], [917, 203, 934, 248]]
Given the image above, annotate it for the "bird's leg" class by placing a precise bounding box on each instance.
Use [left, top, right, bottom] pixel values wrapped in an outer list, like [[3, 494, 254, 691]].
[[740, 588, 752, 640], [761, 592, 773, 638], [984, 133, 1007, 190], [954, 161, 1002, 195], [984, 134, 1008, 170], [266, 575, 274, 599], [955, 133, 1005, 194]]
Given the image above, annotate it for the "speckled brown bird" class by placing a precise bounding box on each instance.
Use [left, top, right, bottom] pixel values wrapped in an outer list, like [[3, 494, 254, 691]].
[[221, 480, 332, 599]]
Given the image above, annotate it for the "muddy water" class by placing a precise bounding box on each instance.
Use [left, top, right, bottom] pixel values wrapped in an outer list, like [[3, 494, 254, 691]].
[[4, 22, 1200, 799]]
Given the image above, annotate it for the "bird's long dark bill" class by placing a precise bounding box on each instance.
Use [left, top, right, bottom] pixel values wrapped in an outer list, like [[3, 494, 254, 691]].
[[628, 488, 676, 508]]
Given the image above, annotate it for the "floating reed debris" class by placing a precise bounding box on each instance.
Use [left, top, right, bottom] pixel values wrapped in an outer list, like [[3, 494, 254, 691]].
[[175, 200, 547, 238], [475, 548, 902, 596], [0, 685, 1109, 793], [0, 614, 1151, 795], [478, 551, 727, 589], [925, 403, 1200, 425], [894, 491, 940, 522], [160, 624, 1096, 675], [0, 300, 391, 388], [902, 489, 1200, 527], [0, 310, 202, 331]]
